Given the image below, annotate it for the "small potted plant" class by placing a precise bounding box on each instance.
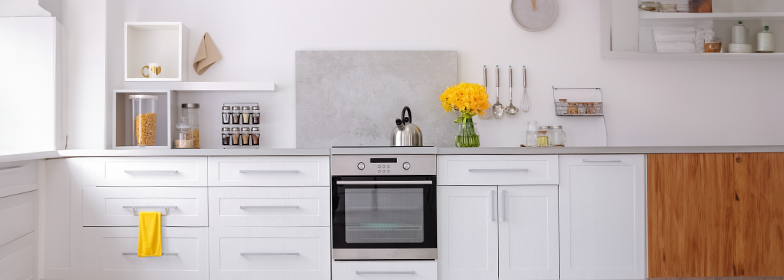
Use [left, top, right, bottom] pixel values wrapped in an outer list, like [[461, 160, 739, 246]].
[[440, 82, 490, 147]]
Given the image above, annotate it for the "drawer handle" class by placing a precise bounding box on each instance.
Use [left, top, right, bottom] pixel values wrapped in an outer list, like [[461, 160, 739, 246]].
[[469, 169, 528, 172], [356, 271, 416, 275], [582, 159, 622, 163], [122, 252, 178, 256], [240, 206, 300, 209], [0, 166, 24, 173], [239, 170, 299, 174], [336, 181, 433, 185], [241, 252, 300, 256], [123, 206, 177, 216], [124, 170, 179, 175]]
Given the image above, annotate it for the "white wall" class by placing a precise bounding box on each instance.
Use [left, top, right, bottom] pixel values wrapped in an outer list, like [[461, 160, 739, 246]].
[[81, 0, 784, 148]]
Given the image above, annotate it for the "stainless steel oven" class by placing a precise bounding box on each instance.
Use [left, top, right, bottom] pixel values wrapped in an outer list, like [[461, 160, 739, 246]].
[[331, 154, 437, 260]]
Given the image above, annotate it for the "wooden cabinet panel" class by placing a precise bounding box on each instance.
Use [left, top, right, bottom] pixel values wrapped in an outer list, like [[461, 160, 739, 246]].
[[648, 153, 784, 277]]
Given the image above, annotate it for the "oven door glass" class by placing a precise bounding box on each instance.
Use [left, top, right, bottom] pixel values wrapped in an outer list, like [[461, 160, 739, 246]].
[[332, 176, 437, 249]]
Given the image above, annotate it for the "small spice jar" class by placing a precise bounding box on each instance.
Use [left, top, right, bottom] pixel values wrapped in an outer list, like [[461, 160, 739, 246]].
[[557, 99, 568, 115], [174, 117, 193, 149], [595, 102, 604, 115], [251, 106, 260, 125], [241, 106, 251, 125], [586, 102, 596, 115], [577, 103, 587, 115], [241, 127, 251, 145], [221, 106, 231, 125], [231, 106, 241, 124], [251, 127, 260, 146], [231, 127, 240, 145], [567, 102, 578, 115], [537, 126, 550, 147], [221, 127, 231, 146]]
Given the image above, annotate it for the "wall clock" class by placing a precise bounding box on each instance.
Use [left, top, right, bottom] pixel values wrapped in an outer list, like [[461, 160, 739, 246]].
[[510, 0, 558, 32]]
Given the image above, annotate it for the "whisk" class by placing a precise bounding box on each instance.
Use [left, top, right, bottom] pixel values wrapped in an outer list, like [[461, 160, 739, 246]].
[[520, 66, 531, 113]]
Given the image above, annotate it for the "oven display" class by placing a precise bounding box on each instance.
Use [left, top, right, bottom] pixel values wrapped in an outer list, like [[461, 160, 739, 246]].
[[370, 158, 397, 163]]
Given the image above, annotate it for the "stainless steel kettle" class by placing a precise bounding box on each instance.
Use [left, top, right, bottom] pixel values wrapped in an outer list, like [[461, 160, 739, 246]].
[[391, 106, 423, 146]]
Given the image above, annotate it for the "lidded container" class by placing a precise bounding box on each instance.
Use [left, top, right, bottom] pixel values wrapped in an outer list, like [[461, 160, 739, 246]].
[[231, 106, 241, 124], [537, 126, 551, 147], [129, 95, 158, 146], [525, 121, 538, 147], [221, 127, 231, 146], [241, 106, 251, 125], [174, 117, 194, 149], [241, 127, 251, 145], [251, 127, 260, 146], [251, 106, 260, 125], [595, 102, 604, 114], [221, 106, 231, 124], [757, 26, 775, 53], [182, 103, 200, 149], [231, 127, 241, 145], [548, 126, 566, 147]]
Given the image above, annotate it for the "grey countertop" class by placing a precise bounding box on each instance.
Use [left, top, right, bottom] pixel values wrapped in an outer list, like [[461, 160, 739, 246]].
[[437, 146, 784, 155]]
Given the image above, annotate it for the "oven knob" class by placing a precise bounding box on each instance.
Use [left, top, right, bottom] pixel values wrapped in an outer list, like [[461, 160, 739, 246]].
[[403, 162, 411, 170], [357, 162, 365, 170]]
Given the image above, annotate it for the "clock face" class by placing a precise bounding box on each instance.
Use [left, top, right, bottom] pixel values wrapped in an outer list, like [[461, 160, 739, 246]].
[[511, 0, 558, 32]]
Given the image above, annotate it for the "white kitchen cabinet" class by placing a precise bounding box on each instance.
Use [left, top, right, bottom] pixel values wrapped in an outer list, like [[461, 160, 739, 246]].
[[209, 187, 330, 227], [558, 155, 646, 280], [95, 157, 208, 187], [499, 186, 559, 280], [0, 232, 36, 280], [333, 260, 437, 280], [208, 156, 330, 187], [437, 155, 558, 186], [0, 160, 37, 198], [82, 187, 208, 227], [437, 186, 498, 280]]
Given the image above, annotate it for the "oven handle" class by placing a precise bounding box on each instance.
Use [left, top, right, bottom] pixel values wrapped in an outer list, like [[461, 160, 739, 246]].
[[335, 181, 433, 185]]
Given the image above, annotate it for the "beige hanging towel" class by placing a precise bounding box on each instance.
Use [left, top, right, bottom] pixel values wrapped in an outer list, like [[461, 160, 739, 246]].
[[193, 32, 222, 75]]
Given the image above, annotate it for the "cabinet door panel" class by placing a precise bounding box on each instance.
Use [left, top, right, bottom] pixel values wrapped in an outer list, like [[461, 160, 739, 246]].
[[499, 185, 559, 280], [437, 186, 498, 280], [560, 155, 646, 280]]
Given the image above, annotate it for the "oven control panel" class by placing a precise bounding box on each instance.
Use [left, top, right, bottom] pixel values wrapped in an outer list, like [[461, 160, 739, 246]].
[[333, 155, 436, 176]]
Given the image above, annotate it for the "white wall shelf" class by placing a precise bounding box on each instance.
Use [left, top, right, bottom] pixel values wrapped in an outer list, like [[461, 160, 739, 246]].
[[639, 11, 784, 21], [116, 82, 275, 92], [125, 22, 187, 82]]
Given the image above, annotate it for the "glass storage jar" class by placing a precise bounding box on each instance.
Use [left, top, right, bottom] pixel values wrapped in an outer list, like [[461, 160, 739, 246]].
[[251, 127, 260, 146], [548, 125, 567, 147], [251, 106, 260, 125], [577, 103, 587, 115], [231, 106, 241, 124], [241, 106, 251, 125], [586, 102, 596, 115], [129, 95, 158, 146], [567, 102, 578, 115], [221, 127, 231, 146], [221, 106, 231, 124], [241, 127, 251, 145], [537, 126, 550, 147], [595, 102, 604, 114], [174, 117, 193, 149], [182, 103, 200, 149], [525, 121, 538, 147], [231, 127, 240, 145], [557, 99, 568, 115]]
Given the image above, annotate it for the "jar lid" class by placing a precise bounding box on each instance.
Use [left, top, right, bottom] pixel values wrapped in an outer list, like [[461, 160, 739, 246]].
[[231, 127, 240, 131], [559, 99, 567, 101], [222, 106, 230, 110], [577, 102, 586, 105], [128, 95, 159, 100], [252, 106, 260, 110], [597, 102, 603, 104], [552, 125, 563, 129], [586, 102, 594, 105], [567, 102, 577, 105], [222, 127, 231, 131], [251, 127, 260, 131], [182, 103, 200, 109], [241, 106, 251, 110], [232, 106, 241, 110], [538, 126, 550, 130], [241, 127, 250, 131]]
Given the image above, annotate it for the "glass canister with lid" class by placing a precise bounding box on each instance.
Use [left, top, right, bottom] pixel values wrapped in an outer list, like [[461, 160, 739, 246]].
[[221, 106, 231, 124], [251, 106, 261, 125], [231, 106, 241, 124], [221, 127, 231, 146], [241, 106, 251, 125], [537, 126, 551, 147], [182, 103, 200, 149], [129, 95, 158, 146], [241, 127, 251, 145], [251, 127, 260, 145], [548, 126, 567, 147]]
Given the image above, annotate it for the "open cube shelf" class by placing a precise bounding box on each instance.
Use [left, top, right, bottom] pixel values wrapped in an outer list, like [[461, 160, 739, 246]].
[[125, 22, 188, 82]]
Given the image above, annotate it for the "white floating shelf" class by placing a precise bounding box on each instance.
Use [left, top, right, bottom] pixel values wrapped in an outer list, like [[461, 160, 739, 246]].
[[604, 51, 784, 60], [117, 82, 276, 92], [639, 11, 784, 21]]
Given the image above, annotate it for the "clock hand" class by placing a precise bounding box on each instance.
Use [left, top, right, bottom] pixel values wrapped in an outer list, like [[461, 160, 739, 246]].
[[531, 0, 537, 11]]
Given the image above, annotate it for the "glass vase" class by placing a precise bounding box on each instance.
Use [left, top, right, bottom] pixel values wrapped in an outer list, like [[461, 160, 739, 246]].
[[455, 120, 480, 147]]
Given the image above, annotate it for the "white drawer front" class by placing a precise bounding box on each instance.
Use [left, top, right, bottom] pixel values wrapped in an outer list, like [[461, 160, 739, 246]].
[[437, 155, 558, 185], [0, 232, 36, 280], [83, 227, 208, 280], [0, 191, 36, 247], [0, 160, 36, 198], [210, 227, 330, 280], [209, 156, 329, 186], [209, 187, 330, 227], [332, 260, 437, 280], [96, 157, 207, 187], [83, 187, 208, 227]]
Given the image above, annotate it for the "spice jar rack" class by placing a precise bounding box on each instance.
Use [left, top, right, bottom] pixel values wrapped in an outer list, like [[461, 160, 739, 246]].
[[221, 102, 260, 149], [552, 87, 604, 116]]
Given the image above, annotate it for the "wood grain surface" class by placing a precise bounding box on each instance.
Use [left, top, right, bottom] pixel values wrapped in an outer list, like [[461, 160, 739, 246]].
[[648, 153, 784, 277]]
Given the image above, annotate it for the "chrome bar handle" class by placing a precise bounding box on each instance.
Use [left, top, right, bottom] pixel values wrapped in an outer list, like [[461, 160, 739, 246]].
[[336, 181, 433, 185], [356, 271, 416, 275], [469, 169, 528, 172], [241, 252, 299, 256], [124, 170, 178, 175], [0, 166, 24, 173], [501, 190, 507, 222], [490, 190, 497, 222], [122, 253, 178, 256], [123, 206, 177, 216], [240, 206, 299, 209], [239, 170, 299, 174], [582, 159, 622, 163]]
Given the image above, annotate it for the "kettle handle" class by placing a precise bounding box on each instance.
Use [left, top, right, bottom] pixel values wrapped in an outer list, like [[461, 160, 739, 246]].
[[401, 106, 412, 124]]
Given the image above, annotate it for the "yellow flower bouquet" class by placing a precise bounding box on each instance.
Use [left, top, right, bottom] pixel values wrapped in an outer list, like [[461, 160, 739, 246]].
[[440, 82, 490, 147]]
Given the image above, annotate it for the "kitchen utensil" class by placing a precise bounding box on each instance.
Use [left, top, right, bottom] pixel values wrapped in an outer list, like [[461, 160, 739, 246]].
[[505, 66, 519, 116], [511, 0, 558, 32], [492, 66, 504, 119], [391, 106, 423, 146], [479, 65, 492, 119], [520, 66, 531, 113]]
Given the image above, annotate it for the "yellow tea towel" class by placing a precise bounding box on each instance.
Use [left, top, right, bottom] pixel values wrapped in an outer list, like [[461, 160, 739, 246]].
[[193, 32, 222, 75], [137, 211, 162, 257]]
